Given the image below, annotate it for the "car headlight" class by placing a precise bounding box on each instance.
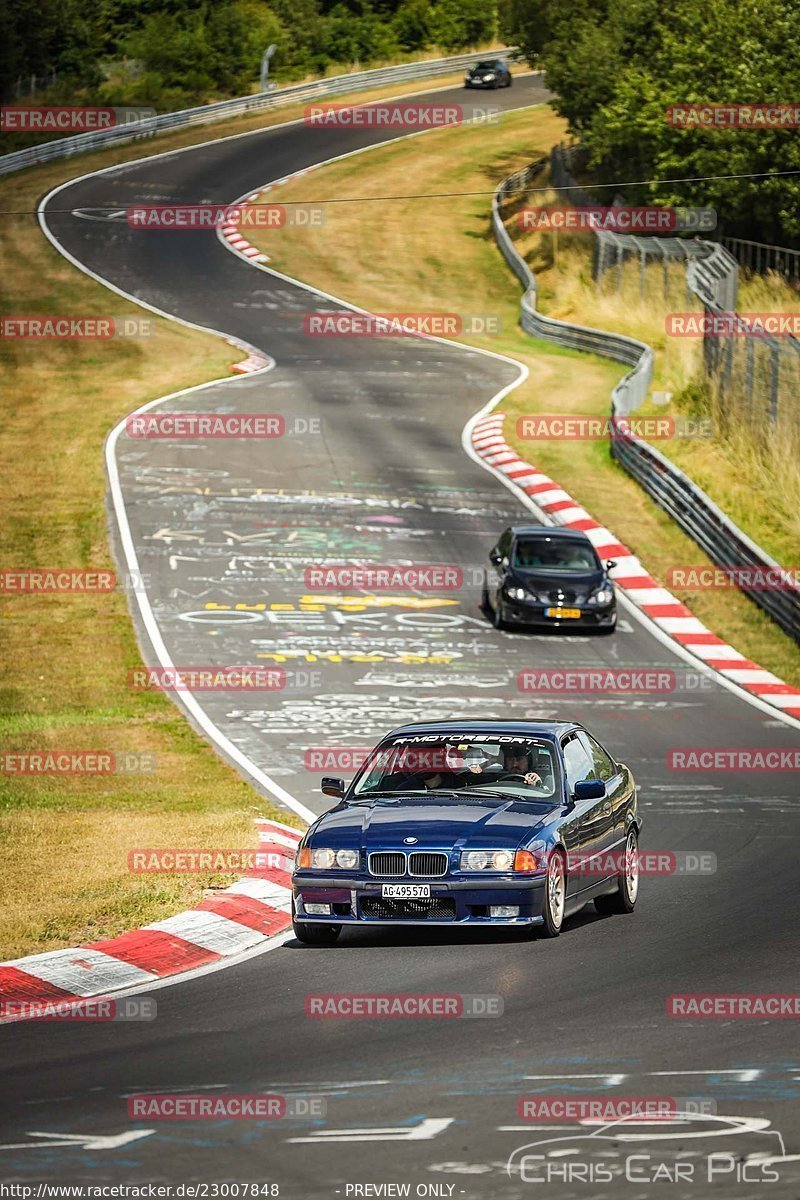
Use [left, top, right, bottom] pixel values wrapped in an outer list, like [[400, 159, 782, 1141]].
[[297, 846, 358, 870], [505, 585, 534, 602], [588, 585, 614, 606], [483, 73, 496, 79], [460, 849, 515, 871]]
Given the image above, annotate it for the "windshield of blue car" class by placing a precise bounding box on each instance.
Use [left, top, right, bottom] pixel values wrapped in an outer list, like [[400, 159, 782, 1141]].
[[513, 537, 598, 572], [350, 739, 559, 800]]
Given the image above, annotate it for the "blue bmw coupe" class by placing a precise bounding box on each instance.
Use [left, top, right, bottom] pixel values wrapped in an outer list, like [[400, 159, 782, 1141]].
[[292, 720, 640, 944]]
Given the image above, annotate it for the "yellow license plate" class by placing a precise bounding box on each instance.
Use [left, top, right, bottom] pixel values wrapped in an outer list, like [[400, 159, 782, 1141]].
[[545, 607, 582, 619]]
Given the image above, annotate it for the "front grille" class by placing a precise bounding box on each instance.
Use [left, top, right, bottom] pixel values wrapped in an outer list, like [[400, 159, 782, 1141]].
[[546, 589, 585, 604], [368, 852, 406, 877], [409, 851, 448, 877], [361, 897, 456, 920]]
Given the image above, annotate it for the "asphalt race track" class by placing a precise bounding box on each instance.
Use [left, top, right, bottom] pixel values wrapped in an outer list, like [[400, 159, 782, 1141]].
[[2, 74, 799, 1198]]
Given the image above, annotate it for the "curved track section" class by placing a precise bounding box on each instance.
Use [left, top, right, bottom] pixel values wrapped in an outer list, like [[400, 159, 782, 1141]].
[[1, 76, 798, 1198]]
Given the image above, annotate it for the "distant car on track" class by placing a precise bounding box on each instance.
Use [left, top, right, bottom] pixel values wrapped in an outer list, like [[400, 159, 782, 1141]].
[[483, 524, 617, 632], [292, 720, 640, 944], [464, 59, 513, 89]]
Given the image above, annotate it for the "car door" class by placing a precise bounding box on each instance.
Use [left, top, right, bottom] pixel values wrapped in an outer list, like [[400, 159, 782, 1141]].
[[579, 731, 629, 868], [561, 733, 614, 893], [559, 734, 594, 894]]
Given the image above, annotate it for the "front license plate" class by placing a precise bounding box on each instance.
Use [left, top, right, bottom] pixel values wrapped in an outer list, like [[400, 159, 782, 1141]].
[[545, 607, 582, 619], [381, 884, 431, 899]]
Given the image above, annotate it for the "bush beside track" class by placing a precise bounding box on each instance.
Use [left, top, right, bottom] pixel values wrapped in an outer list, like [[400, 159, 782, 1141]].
[[246, 104, 800, 685]]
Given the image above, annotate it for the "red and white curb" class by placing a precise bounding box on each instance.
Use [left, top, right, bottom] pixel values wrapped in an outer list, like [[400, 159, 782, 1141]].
[[0, 818, 304, 1011], [471, 412, 800, 721], [220, 189, 271, 266], [230, 346, 272, 374], [218, 171, 318, 285]]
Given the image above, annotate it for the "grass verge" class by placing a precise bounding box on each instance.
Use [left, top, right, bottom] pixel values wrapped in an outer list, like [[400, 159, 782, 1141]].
[[246, 103, 800, 686]]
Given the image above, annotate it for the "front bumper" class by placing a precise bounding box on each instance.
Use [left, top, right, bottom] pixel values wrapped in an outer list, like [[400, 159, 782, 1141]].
[[503, 597, 616, 629], [293, 873, 546, 927]]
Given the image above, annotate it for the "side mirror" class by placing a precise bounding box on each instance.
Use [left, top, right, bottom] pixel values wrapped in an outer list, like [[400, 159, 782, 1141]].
[[489, 549, 502, 565], [574, 778, 605, 801], [604, 559, 617, 571], [321, 776, 345, 799]]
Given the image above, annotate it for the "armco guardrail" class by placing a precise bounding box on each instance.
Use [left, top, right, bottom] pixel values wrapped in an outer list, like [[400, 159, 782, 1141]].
[[610, 432, 800, 640], [493, 159, 800, 643], [493, 160, 654, 416], [0, 51, 516, 177]]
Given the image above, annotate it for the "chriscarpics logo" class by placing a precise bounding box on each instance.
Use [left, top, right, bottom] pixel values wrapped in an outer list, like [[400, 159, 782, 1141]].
[[507, 1112, 793, 1185]]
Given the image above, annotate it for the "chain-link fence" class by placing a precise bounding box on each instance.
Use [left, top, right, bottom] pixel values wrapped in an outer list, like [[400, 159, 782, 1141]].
[[723, 236, 800, 283]]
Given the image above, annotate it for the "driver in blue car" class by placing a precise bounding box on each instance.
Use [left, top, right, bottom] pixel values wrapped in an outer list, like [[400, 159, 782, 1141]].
[[503, 747, 545, 787]]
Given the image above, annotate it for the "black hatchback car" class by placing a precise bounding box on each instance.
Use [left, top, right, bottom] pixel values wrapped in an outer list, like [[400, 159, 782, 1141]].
[[483, 525, 617, 632], [464, 59, 513, 89]]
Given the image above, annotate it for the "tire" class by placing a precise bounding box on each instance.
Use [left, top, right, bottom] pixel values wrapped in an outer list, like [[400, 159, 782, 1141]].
[[491, 597, 506, 631], [598, 623, 617, 636], [537, 850, 566, 938], [293, 920, 341, 945], [506, 75, 513, 87], [595, 828, 639, 915]]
